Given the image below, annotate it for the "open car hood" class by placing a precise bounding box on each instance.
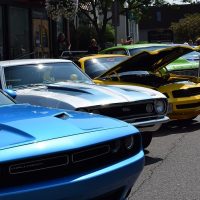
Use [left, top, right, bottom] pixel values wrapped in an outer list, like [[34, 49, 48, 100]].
[[98, 45, 200, 77]]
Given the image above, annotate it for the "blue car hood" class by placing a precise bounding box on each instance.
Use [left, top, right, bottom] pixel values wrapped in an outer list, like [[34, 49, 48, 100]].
[[0, 104, 128, 150]]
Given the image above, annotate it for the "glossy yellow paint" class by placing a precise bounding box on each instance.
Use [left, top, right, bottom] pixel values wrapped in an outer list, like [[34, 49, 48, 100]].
[[79, 54, 200, 121]]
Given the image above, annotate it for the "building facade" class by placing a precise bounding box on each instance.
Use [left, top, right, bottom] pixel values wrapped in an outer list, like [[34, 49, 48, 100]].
[[0, 0, 70, 60], [139, 4, 200, 43]]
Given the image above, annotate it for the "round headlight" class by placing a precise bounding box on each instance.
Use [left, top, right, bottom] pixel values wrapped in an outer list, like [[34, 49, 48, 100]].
[[154, 100, 165, 114], [124, 136, 134, 150], [146, 103, 154, 113]]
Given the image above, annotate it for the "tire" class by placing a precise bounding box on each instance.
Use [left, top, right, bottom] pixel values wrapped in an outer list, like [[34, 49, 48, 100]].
[[142, 132, 153, 149]]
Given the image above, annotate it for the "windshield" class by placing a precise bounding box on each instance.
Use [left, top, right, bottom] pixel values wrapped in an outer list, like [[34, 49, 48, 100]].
[[129, 45, 169, 56], [182, 51, 200, 61], [0, 91, 15, 106], [4, 62, 93, 89], [84, 56, 128, 78]]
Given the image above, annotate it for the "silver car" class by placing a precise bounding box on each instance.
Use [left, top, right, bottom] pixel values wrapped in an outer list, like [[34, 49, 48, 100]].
[[0, 59, 169, 148]]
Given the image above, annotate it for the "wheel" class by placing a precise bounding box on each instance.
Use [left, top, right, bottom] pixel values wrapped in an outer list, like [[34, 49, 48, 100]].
[[142, 132, 153, 149]]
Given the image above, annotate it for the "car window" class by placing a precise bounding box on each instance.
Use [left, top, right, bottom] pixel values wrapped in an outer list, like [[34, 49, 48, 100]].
[[111, 49, 127, 55], [84, 57, 128, 78], [182, 51, 200, 61], [4, 62, 93, 89], [0, 91, 14, 106], [129, 45, 169, 56]]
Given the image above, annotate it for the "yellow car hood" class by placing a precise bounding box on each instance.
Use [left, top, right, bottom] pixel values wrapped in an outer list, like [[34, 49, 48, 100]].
[[98, 45, 200, 77]]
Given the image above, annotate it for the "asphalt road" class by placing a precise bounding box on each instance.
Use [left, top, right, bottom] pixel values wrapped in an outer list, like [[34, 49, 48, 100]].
[[128, 115, 200, 200]]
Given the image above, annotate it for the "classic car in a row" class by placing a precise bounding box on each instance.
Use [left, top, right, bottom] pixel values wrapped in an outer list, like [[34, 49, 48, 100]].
[[79, 45, 200, 121], [0, 59, 169, 148], [0, 90, 144, 200], [100, 43, 200, 76]]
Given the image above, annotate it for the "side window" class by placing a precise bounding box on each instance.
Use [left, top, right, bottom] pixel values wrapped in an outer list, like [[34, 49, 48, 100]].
[[111, 49, 127, 55]]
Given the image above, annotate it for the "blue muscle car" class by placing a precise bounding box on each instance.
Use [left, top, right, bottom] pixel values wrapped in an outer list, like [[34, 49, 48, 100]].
[[0, 59, 169, 148], [0, 90, 144, 200]]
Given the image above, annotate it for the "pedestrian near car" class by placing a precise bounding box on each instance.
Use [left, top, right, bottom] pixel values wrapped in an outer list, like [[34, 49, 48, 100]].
[[57, 32, 71, 57], [88, 38, 99, 54]]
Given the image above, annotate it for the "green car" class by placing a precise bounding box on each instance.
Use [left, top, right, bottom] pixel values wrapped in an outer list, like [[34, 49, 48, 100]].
[[100, 43, 200, 76]]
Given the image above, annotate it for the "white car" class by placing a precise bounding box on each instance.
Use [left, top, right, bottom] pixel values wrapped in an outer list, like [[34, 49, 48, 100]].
[[0, 59, 169, 148]]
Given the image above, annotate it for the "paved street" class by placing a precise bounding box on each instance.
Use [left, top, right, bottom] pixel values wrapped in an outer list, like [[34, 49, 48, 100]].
[[128, 116, 200, 200]]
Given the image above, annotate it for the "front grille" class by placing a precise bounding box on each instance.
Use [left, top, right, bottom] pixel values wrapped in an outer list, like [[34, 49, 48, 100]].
[[172, 87, 200, 98], [0, 134, 141, 189], [176, 102, 200, 109], [86, 99, 167, 123]]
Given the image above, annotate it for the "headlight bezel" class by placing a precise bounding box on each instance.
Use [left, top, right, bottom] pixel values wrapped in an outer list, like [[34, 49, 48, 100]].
[[154, 99, 166, 115]]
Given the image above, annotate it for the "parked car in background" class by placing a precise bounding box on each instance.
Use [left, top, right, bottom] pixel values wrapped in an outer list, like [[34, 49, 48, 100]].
[[0, 89, 144, 200], [95, 45, 200, 121], [0, 59, 168, 148], [100, 43, 200, 76], [78, 54, 128, 78]]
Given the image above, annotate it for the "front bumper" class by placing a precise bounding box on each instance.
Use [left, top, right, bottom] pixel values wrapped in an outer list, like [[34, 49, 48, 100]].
[[0, 151, 144, 200], [126, 116, 169, 132], [168, 98, 200, 120]]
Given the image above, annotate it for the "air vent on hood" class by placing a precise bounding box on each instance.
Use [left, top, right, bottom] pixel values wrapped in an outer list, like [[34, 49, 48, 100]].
[[54, 113, 69, 120], [47, 85, 90, 94]]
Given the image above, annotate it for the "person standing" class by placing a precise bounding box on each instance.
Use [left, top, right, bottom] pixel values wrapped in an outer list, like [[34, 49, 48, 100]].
[[57, 32, 71, 57], [88, 38, 99, 54]]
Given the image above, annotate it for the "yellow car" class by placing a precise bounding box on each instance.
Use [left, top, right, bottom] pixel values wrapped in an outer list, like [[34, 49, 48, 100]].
[[78, 46, 200, 121]]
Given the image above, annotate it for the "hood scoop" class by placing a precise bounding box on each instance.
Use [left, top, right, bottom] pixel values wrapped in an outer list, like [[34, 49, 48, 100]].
[[54, 112, 69, 120], [47, 85, 91, 94]]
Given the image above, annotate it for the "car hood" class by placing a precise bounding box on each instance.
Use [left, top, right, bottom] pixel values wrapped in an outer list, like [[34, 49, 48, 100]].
[[16, 82, 164, 108], [98, 46, 200, 76], [0, 104, 128, 150]]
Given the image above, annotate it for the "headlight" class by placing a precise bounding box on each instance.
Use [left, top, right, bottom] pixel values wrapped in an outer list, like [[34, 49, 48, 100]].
[[154, 100, 166, 114], [146, 103, 154, 113], [124, 136, 134, 150]]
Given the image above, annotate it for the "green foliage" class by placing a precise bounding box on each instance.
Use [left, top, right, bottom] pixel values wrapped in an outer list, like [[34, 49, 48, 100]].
[[105, 24, 115, 42], [78, 0, 156, 47], [170, 13, 200, 42]]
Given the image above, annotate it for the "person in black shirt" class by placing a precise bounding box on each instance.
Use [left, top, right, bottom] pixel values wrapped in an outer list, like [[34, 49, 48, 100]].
[[88, 38, 99, 54]]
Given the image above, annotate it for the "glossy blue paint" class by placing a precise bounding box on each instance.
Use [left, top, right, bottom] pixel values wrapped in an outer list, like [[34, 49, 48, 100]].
[[4, 89, 17, 99], [0, 152, 144, 200], [0, 93, 144, 200]]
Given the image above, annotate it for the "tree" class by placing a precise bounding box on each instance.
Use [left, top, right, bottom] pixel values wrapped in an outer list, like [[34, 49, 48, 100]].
[[170, 13, 200, 43], [78, 0, 168, 48]]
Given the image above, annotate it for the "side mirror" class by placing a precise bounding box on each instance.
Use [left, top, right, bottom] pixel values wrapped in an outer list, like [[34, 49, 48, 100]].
[[4, 89, 17, 99]]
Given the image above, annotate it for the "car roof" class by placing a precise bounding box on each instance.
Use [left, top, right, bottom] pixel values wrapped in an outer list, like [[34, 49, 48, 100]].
[[0, 59, 72, 67], [79, 54, 128, 62], [101, 43, 171, 51]]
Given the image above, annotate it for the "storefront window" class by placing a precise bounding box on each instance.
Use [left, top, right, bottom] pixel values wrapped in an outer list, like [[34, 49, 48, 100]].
[[0, 7, 3, 60], [32, 9, 50, 58], [9, 7, 30, 59]]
